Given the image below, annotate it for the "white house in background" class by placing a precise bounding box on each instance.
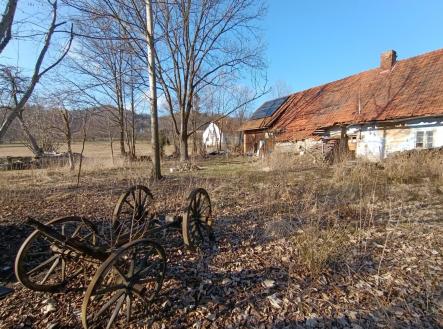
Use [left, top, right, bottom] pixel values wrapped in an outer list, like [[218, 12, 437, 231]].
[[202, 122, 226, 149]]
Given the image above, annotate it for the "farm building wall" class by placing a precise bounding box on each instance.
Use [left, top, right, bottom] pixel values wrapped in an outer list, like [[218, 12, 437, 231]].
[[325, 116, 443, 161], [244, 131, 273, 155], [274, 139, 321, 154]]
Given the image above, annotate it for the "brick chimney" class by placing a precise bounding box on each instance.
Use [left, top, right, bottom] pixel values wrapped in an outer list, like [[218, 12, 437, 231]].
[[380, 50, 397, 70]]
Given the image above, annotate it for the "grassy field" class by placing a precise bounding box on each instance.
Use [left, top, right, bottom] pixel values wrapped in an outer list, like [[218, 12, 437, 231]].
[[0, 141, 160, 159], [0, 149, 442, 328]]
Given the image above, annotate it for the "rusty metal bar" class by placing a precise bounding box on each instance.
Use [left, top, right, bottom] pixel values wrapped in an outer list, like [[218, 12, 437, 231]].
[[26, 217, 109, 261]]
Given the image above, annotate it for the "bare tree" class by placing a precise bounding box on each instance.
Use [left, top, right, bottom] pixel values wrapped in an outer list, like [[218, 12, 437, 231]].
[[152, 0, 266, 161], [63, 8, 150, 159], [0, 0, 74, 154], [44, 104, 77, 170], [65, 0, 267, 163], [0, 0, 17, 54]]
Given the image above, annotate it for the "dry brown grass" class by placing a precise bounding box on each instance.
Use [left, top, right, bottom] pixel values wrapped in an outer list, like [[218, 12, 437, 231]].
[[257, 150, 443, 277], [0, 141, 176, 160], [260, 151, 327, 172], [383, 149, 443, 183], [291, 224, 352, 276], [1, 146, 442, 328]]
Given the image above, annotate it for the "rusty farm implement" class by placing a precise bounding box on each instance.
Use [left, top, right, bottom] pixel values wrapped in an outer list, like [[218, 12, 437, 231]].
[[14, 185, 214, 328]]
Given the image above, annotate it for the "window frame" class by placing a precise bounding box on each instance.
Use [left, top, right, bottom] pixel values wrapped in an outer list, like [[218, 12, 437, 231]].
[[415, 130, 434, 149], [415, 131, 424, 148]]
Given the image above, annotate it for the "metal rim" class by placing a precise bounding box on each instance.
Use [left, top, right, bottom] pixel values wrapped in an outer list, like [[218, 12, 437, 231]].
[[182, 188, 213, 248], [81, 239, 166, 329], [15, 216, 97, 293], [112, 185, 154, 246]]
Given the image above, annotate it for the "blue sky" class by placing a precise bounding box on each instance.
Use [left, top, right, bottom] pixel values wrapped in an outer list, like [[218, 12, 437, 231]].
[[264, 0, 443, 97], [2, 1, 443, 106]]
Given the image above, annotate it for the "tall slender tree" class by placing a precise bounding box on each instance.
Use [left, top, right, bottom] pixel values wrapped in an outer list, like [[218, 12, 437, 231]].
[[145, 0, 161, 179]]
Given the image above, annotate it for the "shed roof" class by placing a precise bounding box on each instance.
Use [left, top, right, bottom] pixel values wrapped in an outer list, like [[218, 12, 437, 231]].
[[272, 48, 443, 141]]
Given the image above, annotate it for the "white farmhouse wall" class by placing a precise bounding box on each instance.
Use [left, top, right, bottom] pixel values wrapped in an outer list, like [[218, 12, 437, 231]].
[[346, 116, 443, 161]]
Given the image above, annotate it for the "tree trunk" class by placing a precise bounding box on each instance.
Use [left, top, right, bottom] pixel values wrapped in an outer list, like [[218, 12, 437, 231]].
[[146, 0, 162, 180], [0, 0, 18, 54], [0, 109, 19, 141], [107, 117, 115, 165], [66, 135, 74, 171], [130, 79, 136, 158], [179, 129, 189, 161], [17, 113, 43, 156], [77, 124, 87, 187], [119, 123, 126, 156], [60, 108, 74, 171]]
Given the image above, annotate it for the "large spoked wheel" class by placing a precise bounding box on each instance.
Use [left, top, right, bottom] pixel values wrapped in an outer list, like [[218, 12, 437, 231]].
[[182, 188, 214, 248], [112, 185, 154, 245], [82, 239, 166, 329], [15, 216, 97, 293]]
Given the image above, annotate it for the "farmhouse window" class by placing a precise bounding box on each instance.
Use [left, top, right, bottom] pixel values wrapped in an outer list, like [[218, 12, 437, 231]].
[[416, 131, 424, 148], [416, 131, 434, 149], [426, 131, 433, 148]]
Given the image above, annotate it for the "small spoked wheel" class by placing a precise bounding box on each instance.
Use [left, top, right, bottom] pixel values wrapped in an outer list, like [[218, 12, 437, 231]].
[[15, 216, 97, 292], [82, 239, 166, 329], [112, 185, 154, 245], [182, 188, 214, 248]]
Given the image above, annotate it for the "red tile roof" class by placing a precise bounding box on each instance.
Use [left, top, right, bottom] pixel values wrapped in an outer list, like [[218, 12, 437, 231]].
[[240, 117, 274, 131], [248, 49, 443, 141]]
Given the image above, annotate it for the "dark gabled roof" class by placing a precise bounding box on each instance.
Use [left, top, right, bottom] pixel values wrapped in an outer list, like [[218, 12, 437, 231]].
[[250, 96, 289, 120]]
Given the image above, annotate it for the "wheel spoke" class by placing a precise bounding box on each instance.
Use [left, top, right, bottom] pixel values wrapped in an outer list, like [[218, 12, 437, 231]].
[[196, 193, 202, 210], [94, 284, 126, 296], [141, 192, 150, 208], [106, 294, 125, 329], [113, 266, 129, 284], [138, 188, 142, 209], [70, 224, 83, 238], [133, 261, 157, 279], [61, 258, 66, 281], [94, 290, 125, 320], [124, 199, 134, 209], [40, 256, 60, 284], [26, 255, 58, 275], [126, 294, 132, 323], [131, 190, 137, 208], [199, 202, 210, 215]]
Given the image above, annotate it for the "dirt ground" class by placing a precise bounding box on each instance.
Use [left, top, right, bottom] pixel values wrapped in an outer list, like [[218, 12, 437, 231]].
[[0, 152, 442, 328]]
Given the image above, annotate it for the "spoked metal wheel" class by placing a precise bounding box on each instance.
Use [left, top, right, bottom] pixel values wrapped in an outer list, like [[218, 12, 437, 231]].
[[182, 188, 214, 248], [112, 185, 154, 246], [15, 216, 98, 292], [82, 239, 166, 329]]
